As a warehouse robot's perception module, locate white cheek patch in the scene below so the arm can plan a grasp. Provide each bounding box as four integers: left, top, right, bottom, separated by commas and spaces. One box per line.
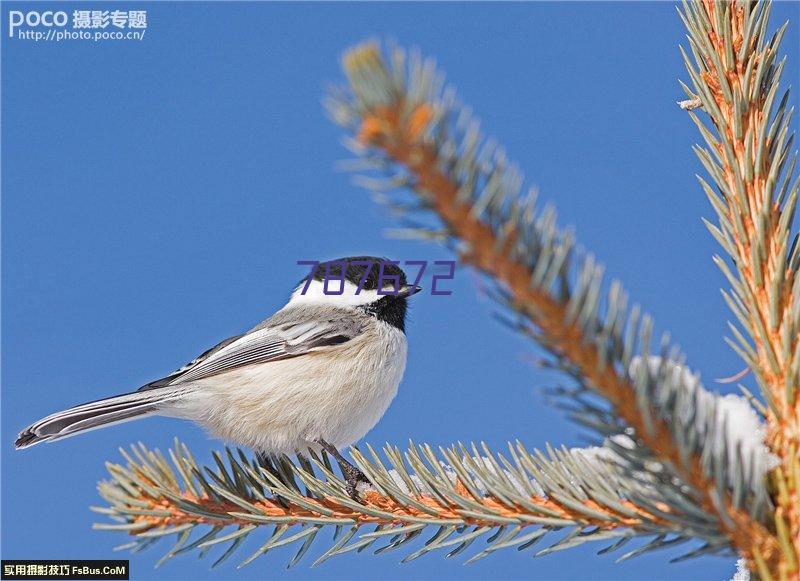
288, 279, 383, 307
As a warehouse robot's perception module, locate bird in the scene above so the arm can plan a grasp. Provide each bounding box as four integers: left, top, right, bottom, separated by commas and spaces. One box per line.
15, 256, 421, 499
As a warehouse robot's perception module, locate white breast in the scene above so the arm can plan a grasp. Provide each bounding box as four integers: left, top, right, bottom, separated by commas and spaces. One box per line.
166, 321, 407, 455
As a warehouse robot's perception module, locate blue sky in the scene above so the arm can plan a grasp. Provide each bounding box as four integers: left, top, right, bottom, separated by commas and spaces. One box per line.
2, 2, 798, 580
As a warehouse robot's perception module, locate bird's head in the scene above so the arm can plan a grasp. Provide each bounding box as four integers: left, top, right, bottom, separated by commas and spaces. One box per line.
288, 256, 421, 331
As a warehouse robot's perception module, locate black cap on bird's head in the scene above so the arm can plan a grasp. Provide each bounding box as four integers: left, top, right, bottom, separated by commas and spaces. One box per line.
293, 256, 421, 332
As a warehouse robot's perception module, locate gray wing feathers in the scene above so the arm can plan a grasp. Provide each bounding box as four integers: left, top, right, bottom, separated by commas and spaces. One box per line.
137, 334, 243, 391
144, 307, 367, 387
171, 330, 287, 383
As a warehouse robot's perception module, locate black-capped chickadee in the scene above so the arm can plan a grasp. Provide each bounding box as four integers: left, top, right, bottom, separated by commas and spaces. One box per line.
15, 256, 421, 498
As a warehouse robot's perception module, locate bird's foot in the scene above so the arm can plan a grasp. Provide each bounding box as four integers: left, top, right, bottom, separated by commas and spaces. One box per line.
342, 464, 371, 503
316, 439, 370, 503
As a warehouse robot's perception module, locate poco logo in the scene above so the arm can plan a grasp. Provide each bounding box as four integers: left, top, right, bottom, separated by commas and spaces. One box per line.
8, 11, 69, 37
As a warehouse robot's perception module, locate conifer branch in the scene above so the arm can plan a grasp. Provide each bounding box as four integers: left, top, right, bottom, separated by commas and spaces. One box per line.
677, 0, 799, 574
325, 40, 782, 573
95, 440, 725, 568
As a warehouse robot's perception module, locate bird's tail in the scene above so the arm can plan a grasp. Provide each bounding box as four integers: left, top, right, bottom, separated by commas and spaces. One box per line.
15, 388, 187, 449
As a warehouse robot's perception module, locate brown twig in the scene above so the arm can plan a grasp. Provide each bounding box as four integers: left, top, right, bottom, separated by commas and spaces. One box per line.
120, 483, 666, 534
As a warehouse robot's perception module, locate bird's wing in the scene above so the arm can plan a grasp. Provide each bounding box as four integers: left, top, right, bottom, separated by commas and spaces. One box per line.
137, 335, 244, 390
138, 310, 364, 390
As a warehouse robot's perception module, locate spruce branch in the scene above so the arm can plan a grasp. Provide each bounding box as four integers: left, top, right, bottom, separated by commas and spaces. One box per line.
95, 439, 724, 568
677, 0, 800, 573
324, 40, 782, 573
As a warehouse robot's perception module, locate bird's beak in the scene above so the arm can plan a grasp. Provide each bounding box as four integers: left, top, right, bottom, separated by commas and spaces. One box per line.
397, 284, 423, 298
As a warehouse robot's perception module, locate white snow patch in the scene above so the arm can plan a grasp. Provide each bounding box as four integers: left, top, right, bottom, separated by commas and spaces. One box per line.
630, 356, 779, 490
731, 558, 750, 581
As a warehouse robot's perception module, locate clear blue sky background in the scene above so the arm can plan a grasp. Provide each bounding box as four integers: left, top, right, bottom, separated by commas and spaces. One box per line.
2, 2, 799, 580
